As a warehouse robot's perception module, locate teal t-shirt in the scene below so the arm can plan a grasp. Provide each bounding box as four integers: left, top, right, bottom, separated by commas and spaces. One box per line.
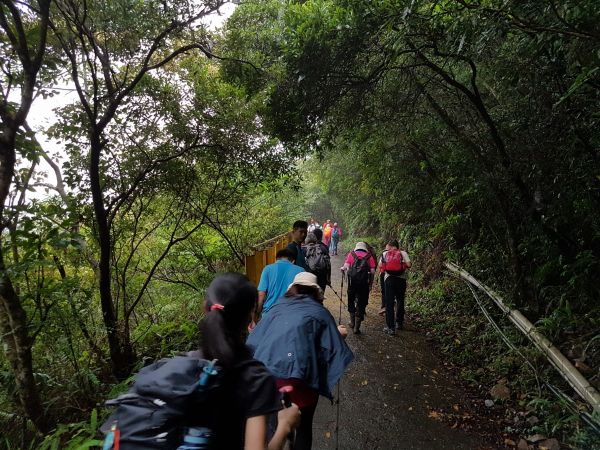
257, 260, 304, 315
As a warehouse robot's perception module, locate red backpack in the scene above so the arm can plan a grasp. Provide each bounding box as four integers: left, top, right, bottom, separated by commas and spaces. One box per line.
384, 249, 408, 275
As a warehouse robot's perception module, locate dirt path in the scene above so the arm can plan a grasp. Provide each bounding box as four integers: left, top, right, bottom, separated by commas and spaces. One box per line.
311, 252, 496, 450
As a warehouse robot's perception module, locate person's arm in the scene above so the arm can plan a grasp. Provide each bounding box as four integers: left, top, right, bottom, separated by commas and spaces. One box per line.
340, 253, 351, 272
402, 251, 412, 269
253, 291, 267, 325
379, 255, 386, 274
254, 268, 270, 325
244, 405, 300, 450
368, 256, 376, 288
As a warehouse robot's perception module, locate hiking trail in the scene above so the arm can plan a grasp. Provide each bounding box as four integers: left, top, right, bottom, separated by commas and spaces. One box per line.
312, 252, 498, 450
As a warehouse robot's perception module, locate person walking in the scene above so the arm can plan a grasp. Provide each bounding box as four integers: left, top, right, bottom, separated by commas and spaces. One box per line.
380, 240, 412, 335
247, 272, 353, 450
253, 248, 304, 326
304, 231, 331, 292
200, 273, 301, 449
307, 218, 320, 233
378, 243, 391, 316
322, 219, 332, 247
330, 222, 342, 255
340, 242, 376, 334
286, 220, 308, 270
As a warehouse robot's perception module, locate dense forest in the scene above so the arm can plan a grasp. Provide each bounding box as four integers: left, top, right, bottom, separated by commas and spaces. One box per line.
1, 0, 599, 448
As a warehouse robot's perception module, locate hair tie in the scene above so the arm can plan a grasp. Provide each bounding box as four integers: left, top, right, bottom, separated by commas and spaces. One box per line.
210, 303, 224, 311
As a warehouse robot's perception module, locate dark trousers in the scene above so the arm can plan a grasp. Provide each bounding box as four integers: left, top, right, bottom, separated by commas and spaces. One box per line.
379, 273, 386, 308
295, 401, 318, 450
384, 276, 407, 330
316, 272, 328, 293
347, 281, 369, 320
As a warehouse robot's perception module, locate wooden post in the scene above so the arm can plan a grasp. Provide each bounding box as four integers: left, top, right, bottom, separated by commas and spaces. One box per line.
267, 245, 277, 265
255, 250, 266, 283
245, 253, 257, 285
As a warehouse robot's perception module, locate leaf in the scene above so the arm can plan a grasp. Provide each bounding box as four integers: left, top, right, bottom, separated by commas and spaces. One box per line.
554, 66, 599, 107
428, 410, 442, 420
89, 409, 97, 431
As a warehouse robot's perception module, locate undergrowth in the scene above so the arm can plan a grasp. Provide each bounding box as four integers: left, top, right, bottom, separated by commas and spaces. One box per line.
410, 275, 600, 450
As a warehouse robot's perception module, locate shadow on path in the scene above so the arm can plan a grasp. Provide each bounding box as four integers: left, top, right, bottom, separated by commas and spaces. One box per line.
311, 252, 495, 450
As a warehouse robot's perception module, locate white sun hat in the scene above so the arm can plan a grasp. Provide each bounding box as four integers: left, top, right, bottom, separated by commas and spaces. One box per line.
287, 272, 321, 292
354, 242, 368, 252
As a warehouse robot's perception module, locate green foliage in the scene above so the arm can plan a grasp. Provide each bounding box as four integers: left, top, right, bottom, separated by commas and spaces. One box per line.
35, 410, 102, 450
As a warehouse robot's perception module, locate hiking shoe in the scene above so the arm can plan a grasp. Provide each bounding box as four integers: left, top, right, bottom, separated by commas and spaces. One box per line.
383, 327, 396, 336
348, 314, 355, 329
378, 307, 386, 316
354, 319, 362, 335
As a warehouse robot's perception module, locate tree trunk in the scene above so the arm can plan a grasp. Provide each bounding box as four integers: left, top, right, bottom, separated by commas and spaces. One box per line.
89, 131, 134, 380
0, 132, 49, 432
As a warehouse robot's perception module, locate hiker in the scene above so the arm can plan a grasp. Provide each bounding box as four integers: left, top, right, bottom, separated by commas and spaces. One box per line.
286, 220, 308, 270
303, 231, 331, 292
365, 241, 378, 274
378, 243, 392, 316
340, 242, 376, 334
330, 222, 342, 255
254, 248, 304, 326
101, 273, 300, 450
307, 218, 320, 233
322, 219, 332, 247
247, 272, 354, 450
381, 240, 412, 335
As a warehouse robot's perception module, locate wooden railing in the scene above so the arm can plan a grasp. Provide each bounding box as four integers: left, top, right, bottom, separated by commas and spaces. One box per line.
245, 232, 291, 285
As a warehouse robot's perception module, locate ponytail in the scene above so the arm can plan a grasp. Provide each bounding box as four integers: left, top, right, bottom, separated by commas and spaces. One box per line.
200, 309, 235, 367
200, 273, 256, 368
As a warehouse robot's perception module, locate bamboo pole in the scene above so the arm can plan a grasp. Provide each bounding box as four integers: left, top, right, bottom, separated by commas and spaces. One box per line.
445, 262, 600, 414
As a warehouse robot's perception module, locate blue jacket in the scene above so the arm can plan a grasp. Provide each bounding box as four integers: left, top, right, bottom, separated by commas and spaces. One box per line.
246, 295, 354, 399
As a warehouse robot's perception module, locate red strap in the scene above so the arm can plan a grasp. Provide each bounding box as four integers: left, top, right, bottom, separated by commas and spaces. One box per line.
113, 428, 120, 450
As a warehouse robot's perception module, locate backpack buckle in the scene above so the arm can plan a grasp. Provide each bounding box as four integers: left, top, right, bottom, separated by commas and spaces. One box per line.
198, 359, 218, 387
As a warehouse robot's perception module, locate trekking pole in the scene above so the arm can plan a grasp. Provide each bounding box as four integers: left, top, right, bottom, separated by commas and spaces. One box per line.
279, 385, 295, 449
338, 272, 344, 325
327, 284, 347, 308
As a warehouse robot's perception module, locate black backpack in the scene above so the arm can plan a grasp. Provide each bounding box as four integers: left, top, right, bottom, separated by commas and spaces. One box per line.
100, 355, 222, 450
304, 243, 331, 275
347, 251, 371, 285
